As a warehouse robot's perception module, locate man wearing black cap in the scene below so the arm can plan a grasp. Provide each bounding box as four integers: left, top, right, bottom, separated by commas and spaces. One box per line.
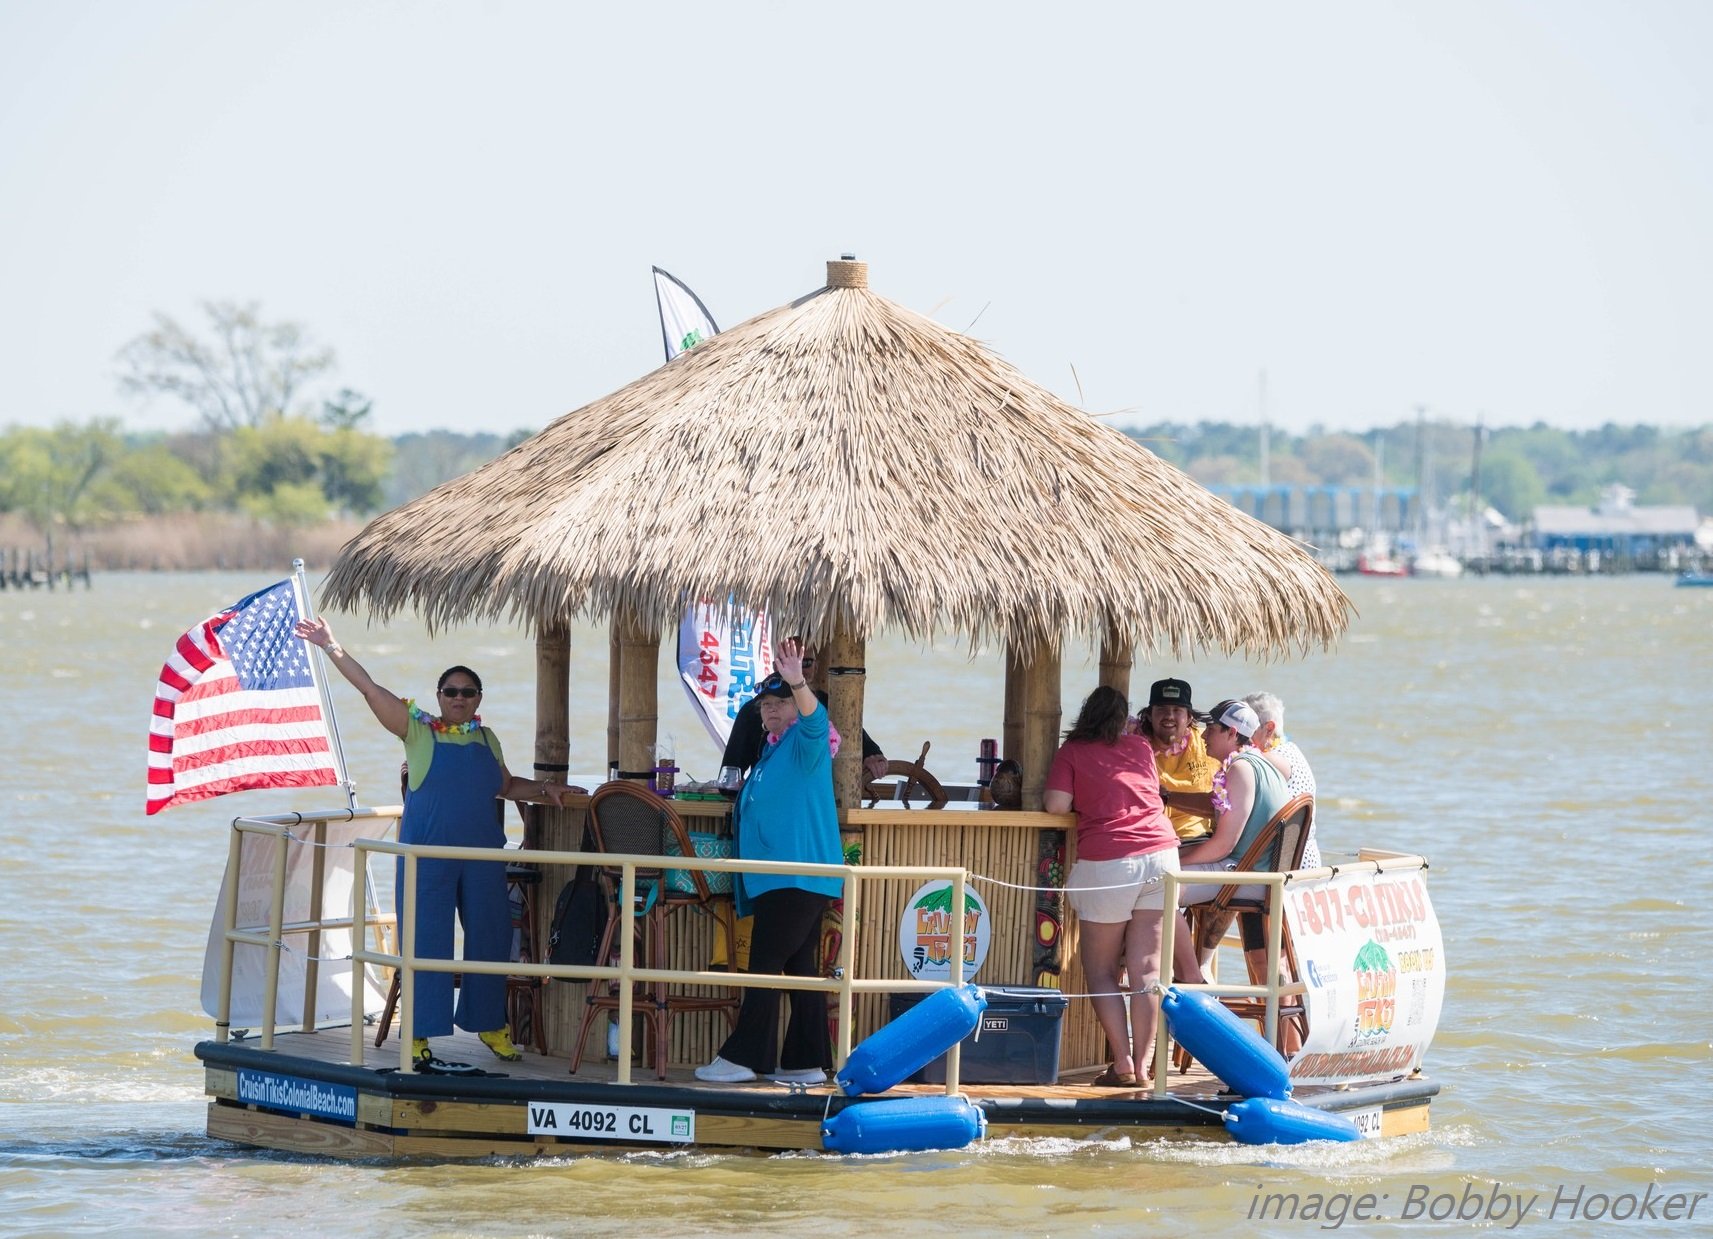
1137, 677, 1214, 840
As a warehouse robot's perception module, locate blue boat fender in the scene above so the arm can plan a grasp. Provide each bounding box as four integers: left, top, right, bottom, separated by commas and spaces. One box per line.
822, 1095, 987, 1154
1224, 1096, 1363, 1145
837, 984, 988, 1097
1160, 986, 1291, 1101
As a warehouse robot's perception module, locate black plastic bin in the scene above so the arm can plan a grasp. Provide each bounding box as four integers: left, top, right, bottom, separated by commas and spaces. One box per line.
888, 986, 1069, 1085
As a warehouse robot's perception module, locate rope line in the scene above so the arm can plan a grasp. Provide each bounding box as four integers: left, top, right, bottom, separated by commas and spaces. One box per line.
277, 942, 356, 964
969, 872, 1164, 895
281, 833, 355, 849
1168, 1095, 1229, 1118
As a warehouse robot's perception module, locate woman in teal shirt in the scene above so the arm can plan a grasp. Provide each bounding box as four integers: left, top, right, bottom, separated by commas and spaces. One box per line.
696, 638, 841, 1085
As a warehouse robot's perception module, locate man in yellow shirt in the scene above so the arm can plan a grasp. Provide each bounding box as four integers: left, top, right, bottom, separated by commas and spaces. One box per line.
1135, 678, 1214, 840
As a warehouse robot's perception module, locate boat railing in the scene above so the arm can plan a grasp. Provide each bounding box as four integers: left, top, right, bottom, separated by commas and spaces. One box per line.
216, 808, 403, 1051
1150, 851, 1430, 1097
214, 809, 981, 1094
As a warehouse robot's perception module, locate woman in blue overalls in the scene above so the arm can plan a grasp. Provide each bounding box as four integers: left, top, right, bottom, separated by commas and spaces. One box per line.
296, 617, 568, 1071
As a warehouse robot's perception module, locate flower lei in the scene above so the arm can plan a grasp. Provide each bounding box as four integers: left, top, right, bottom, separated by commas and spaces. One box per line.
1209, 748, 1250, 817
765, 719, 841, 757
405, 698, 483, 736
1151, 728, 1193, 759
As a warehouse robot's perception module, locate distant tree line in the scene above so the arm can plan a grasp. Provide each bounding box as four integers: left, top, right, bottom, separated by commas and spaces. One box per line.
3, 301, 1707, 535
1125, 419, 1713, 521
0, 302, 546, 537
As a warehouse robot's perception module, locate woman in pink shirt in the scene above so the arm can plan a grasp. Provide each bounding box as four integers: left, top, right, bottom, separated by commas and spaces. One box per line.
1044, 685, 1202, 1087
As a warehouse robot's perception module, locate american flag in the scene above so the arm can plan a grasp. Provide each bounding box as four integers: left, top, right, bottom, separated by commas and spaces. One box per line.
146, 580, 342, 815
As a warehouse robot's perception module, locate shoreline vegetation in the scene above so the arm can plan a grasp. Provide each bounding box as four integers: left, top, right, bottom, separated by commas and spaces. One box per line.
4, 419, 1711, 578
0, 513, 361, 574
6, 305, 1709, 578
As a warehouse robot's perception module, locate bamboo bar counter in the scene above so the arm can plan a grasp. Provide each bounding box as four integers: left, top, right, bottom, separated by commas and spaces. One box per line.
531, 797, 1106, 1074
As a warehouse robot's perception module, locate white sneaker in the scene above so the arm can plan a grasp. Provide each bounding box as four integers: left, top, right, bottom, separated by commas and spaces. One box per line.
694, 1056, 757, 1083
769, 1066, 827, 1085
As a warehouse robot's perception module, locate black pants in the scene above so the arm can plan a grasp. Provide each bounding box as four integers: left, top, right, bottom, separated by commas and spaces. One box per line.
717, 887, 832, 1073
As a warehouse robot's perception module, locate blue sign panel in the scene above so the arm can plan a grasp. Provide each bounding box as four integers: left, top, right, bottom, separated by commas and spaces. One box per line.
235, 1069, 358, 1126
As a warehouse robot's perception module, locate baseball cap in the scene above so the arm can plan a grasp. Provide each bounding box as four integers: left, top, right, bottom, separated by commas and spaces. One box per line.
1148, 678, 1195, 711
755, 673, 794, 699
1201, 698, 1261, 739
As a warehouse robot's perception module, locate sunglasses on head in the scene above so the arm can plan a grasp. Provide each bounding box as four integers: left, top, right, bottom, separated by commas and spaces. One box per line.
440, 686, 480, 699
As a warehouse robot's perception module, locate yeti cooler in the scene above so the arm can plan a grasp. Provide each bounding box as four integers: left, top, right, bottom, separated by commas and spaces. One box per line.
887, 986, 1068, 1085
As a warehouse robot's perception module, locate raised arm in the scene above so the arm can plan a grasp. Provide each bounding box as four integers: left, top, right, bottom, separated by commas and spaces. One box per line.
294, 616, 409, 740
775, 637, 817, 718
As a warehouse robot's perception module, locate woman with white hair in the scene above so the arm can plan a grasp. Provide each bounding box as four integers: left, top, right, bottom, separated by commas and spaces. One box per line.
1243, 692, 1320, 870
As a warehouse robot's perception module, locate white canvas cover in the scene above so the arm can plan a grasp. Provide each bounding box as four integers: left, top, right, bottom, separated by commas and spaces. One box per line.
200, 816, 390, 1028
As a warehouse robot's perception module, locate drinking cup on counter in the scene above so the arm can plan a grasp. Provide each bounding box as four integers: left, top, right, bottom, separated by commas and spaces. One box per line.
717, 765, 743, 793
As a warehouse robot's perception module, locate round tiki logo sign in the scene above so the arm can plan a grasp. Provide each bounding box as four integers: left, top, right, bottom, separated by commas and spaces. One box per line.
898, 880, 992, 982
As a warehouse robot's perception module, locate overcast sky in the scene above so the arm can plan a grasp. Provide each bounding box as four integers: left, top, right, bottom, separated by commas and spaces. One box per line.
2, 0, 1708, 438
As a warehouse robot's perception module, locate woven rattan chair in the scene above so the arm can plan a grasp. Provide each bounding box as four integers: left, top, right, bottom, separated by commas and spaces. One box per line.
1176, 794, 1315, 1065
569, 781, 738, 1079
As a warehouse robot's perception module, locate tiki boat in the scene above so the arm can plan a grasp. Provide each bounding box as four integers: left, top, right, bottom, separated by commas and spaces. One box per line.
195, 258, 1443, 1157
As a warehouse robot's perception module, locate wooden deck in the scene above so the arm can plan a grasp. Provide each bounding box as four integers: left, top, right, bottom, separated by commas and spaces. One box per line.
198, 1025, 1436, 1159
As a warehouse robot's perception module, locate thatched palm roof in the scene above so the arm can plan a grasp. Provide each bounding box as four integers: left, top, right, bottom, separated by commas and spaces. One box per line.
324, 260, 1350, 656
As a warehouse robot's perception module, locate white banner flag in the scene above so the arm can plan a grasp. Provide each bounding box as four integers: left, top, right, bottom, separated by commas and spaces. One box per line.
653, 268, 769, 753
653, 266, 720, 361
1282, 862, 1446, 1086
676, 599, 773, 751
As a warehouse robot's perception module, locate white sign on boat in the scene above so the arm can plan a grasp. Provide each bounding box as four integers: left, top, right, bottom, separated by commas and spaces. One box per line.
1283, 861, 1446, 1085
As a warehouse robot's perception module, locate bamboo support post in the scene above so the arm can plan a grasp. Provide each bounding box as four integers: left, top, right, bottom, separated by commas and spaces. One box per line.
1016, 639, 1062, 810
615, 609, 659, 782
824, 626, 865, 809
1002, 646, 1025, 762
535, 624, 571, 846
607, 626, 621, 780
1098, 623, 1133, 703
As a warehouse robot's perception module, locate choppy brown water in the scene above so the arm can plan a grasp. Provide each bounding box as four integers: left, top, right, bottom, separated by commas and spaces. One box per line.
4, 573, 1710, 1237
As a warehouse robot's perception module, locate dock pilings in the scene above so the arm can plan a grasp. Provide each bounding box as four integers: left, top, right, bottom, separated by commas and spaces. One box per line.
0, 544, 93, 590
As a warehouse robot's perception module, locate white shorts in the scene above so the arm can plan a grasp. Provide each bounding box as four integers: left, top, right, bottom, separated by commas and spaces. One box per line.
1065, 849, 1178, 923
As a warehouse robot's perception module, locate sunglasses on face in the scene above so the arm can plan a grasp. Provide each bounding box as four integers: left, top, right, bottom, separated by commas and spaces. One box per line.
440, 686, 480, 699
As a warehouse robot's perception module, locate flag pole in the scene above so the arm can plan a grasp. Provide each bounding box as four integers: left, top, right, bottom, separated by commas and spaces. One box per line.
293, 558, 359, 811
